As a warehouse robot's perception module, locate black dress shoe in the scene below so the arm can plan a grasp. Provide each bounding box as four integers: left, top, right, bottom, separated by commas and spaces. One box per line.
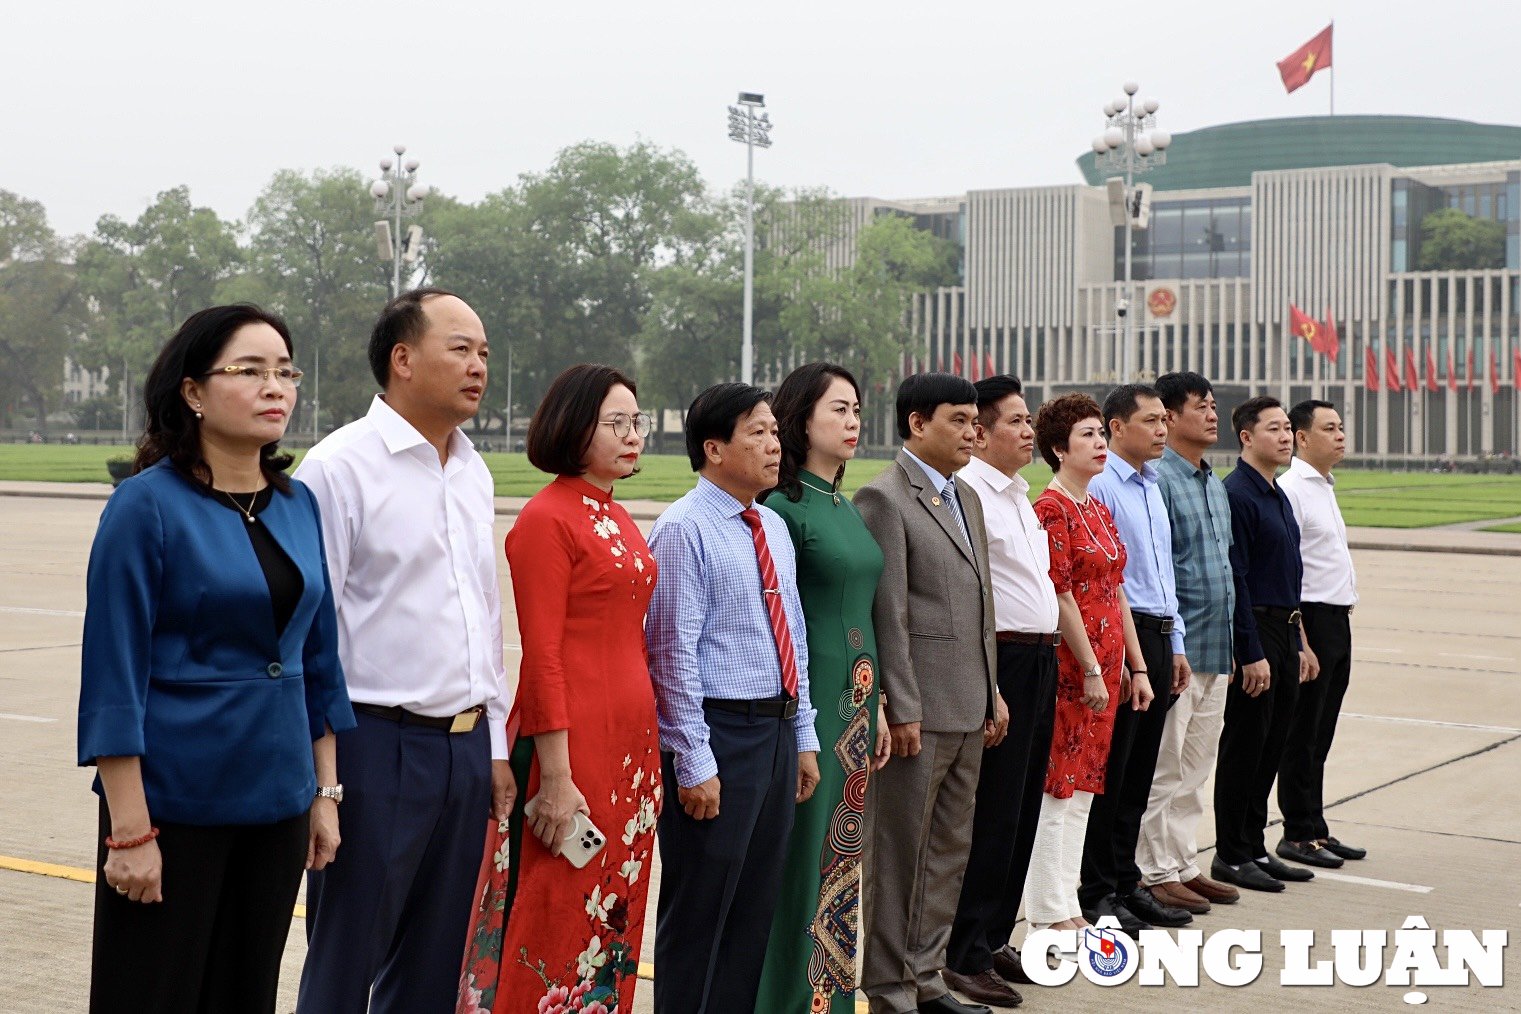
1323, 837, 1367, 860
1121, 886, 1193, 927
1211, 856, 1285, 892
941, 966, 1022, 1008
919, 993, 992, 1014
1084, 894, 1149, 936
992, 945, 1033, 985
1254, 854, 1314, 882
1276, 838, 1343, 868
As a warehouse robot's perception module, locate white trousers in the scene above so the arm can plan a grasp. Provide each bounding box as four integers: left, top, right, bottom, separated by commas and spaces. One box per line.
1022, 789, 1095, 926
1137, 671, 1229, 886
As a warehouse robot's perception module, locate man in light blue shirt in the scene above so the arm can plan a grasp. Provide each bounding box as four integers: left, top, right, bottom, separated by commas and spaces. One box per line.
646, 382, 820, 1014
1079, 383, 1196, 933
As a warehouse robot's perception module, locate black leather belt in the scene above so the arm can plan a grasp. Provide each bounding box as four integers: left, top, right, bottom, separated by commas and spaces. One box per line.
1253, 605, 1303, 626
1302, 601, 1353, 615
996, 631, 1061, 647
704, 695, 798, 719
1131, 611, 1175, 635
354, 702, 483, 733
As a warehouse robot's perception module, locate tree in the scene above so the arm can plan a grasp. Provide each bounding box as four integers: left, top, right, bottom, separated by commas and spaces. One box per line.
74, 187, 243, 427
245, 168, 392, 429
1417, 208, 1504, 271
0, 191, 85, 434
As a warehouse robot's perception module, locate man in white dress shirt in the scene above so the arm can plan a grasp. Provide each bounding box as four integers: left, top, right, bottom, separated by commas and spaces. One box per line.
1275, 399, 1367, 869
942, 375, 1061, 1009
295, 288, 515, 1014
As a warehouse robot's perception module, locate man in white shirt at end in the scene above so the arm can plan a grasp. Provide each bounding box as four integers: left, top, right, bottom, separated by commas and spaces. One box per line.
295, 288, 515, 1013
941, 375, 1062, 1009
1275, 399, 1366, 870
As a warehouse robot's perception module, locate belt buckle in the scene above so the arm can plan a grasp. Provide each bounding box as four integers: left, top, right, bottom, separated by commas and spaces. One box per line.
1288, 609, 1303, 626
782, 697, 799, 720
449, 708, 480, 734
1159, 618, 1175, 634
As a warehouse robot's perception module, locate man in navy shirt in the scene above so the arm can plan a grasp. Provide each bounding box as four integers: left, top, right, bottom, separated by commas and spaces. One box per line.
1212, 396, 1319, 893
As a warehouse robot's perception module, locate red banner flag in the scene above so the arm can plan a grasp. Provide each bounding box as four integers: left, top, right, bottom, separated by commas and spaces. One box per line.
1277, 25, 1333, 94
953, 352, 964, 377
968, 351, 981, 382
1426, 345, 1439, 391
1466, 347, 1475, 391
1290, 304, 1325, 356
1404, 346, 1420, 392
984, 353, 996, 379
1448, 346, 1458, 391
1320, 307, 1341, 361
1514, 347, 1521, 391
1385, 346, 1403, 392
1490, 348, 1501, 394
1364, 345, 1379, 392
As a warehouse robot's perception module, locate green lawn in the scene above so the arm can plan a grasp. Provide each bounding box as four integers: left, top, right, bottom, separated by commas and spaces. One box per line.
4, 444, 1520, 529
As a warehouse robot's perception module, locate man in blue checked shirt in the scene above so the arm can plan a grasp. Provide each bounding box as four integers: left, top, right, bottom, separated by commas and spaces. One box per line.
1136, 372, 1243, 913
646, 382, 821, 1014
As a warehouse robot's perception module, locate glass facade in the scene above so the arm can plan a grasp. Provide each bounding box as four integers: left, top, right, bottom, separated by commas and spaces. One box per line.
877, 204, 966, 283
1392, 176, 1516, 271
1115, 197, 1250, 281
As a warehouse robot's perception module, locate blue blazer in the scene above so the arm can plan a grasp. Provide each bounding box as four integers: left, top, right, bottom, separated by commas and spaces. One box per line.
78, 459, 356, 826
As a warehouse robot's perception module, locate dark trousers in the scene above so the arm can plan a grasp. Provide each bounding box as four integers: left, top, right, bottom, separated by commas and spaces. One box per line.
89, 799, 308, 1014
1214, 615, 1300, 866
1078, 621, 1175, 908
297, 711, 491, 1014
1279, 604, 1353, 841
654, 707, 798, 1014
946, 641, 1056, 974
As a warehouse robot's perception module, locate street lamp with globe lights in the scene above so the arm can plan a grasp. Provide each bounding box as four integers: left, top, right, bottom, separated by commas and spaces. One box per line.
1092, 82, 1171, 381
728, 92, 772, 386
369, 144, 430, 300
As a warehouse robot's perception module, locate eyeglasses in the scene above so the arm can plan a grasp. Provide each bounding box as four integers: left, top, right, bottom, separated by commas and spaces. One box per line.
600, 412, 653, 439
201, 365, 305, 388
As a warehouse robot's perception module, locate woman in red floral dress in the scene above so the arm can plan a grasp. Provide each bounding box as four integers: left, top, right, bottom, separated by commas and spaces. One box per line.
459, 365, 660, 1014
1021, 394, 1146, 932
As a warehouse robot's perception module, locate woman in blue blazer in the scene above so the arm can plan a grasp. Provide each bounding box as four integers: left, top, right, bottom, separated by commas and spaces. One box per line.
78, 304, 355, 1013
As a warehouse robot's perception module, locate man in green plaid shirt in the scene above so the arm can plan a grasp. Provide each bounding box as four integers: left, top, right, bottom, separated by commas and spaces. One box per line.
1134, 372, 1242, 914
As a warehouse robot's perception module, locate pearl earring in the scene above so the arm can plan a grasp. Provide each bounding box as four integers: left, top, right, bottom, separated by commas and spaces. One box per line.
195, 412, 203, 419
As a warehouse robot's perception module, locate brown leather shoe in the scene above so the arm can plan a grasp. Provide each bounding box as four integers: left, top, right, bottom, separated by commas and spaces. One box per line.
942, 966, 1023, 1008
992, 944, 1033, 985
1183, 873, 1240, 904
1150, 880, 1211, 914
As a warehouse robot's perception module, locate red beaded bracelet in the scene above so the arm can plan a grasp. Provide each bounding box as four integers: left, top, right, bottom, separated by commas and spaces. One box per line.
104, 827, 160, 850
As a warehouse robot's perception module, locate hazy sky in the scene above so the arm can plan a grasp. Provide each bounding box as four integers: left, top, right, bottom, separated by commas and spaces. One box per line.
11, 0, 1520, 238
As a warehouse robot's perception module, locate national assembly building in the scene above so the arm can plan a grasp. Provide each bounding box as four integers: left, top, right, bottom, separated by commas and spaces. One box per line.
847, 114, 1521, 461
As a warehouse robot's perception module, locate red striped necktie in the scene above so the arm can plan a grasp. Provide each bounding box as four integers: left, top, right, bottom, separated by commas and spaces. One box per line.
740, 508, 799, 698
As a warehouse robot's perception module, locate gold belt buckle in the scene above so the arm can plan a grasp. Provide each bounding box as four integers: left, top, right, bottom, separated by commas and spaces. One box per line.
449, 708, 481, 734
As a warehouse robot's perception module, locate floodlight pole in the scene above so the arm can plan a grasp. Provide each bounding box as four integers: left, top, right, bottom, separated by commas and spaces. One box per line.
729, 94, 772, 386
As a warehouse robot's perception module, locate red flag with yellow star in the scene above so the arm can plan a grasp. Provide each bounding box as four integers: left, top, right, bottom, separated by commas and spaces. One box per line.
1277, 25, 1332, 94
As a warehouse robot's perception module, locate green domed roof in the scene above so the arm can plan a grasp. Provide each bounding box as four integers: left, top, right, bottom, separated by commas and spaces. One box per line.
1075, 115, 1521, 191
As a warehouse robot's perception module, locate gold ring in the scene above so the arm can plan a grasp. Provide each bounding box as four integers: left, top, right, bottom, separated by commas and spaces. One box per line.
115, 886, 128, 896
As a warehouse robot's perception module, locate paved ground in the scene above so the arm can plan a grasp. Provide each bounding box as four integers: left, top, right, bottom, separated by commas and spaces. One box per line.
1, 492, 1518, 1012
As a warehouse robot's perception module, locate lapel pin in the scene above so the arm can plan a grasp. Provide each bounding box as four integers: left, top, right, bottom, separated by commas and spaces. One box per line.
931, 496, 942, 506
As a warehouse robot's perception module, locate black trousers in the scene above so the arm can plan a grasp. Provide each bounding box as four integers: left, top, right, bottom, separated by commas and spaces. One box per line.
654, 706, 798, 1014
89, 799, 308, 1014
298, 711, 492, 1014
1078, 620, 1174, 908
1214, 615, 1301, 866
1279, 604, 1354, 841
946, 641, 1057, 974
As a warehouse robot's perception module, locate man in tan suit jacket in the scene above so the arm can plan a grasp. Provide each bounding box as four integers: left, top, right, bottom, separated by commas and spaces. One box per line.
856, 373, 1007, 1014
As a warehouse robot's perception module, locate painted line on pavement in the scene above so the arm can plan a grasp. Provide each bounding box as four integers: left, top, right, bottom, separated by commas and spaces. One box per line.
1314, 871, 1433, 894
1342, 712, 1521, 734
0, 713, 56, 723
1438, 652, 1515, 662
0, 606, 84, 617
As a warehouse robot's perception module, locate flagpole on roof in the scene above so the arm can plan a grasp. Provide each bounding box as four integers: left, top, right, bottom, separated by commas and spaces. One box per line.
1329, 20, 1335, 115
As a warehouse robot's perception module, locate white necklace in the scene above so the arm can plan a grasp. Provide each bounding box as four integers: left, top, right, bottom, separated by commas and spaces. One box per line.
1050, 477, 1119, 562
798, 476, 841, 506
220, 488, 257, 524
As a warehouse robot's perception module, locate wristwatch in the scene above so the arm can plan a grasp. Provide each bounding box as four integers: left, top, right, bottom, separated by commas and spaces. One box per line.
1083, 662, 1103, 679
315, 785, 344, 803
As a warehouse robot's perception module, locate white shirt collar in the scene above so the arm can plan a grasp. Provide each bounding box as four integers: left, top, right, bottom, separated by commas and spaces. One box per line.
367, 395, 475, 462
1288, 455, 1334, 485
961, 454, 1029, 497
